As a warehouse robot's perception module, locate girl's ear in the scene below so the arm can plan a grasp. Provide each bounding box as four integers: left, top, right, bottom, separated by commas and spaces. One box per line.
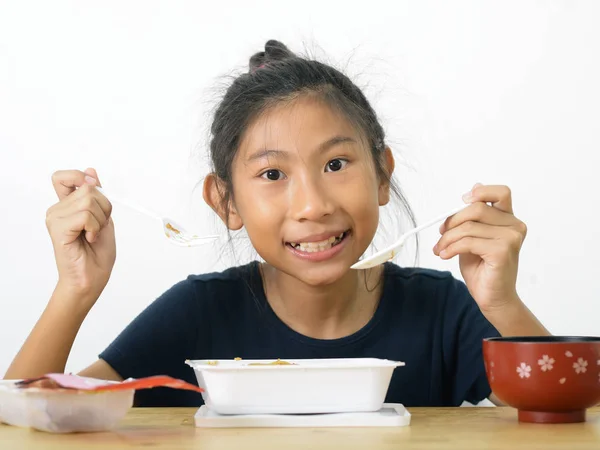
378, 147, 395, 206
203, 174, 244, 230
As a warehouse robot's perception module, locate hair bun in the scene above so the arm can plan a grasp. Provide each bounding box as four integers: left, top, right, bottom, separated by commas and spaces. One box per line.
249, 40, 295, 72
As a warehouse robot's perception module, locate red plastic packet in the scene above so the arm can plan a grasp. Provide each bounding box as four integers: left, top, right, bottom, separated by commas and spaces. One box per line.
16, 373, 204, 393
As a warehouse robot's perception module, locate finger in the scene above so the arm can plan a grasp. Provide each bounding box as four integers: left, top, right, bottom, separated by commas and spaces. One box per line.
46, 184, 95, 225
463, 184, 513, 214
79, 169, 111, 220
84, 167, 102, 187
439, 235, 521, 267
434, 221, 496, 256
440, 201, 519, 234
436, 223, 525, 256
75, 194, 109, 229
51, 169, 98, 200
91, 187, 113, 222
47, 188, 110, 242
53, 211, 101, 246
66, 183, 113, 224
438, 236, 500, 261
49, 184, 109, 220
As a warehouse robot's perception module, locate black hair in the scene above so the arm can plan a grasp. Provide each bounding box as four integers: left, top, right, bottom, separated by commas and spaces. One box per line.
208, 39, 417, 264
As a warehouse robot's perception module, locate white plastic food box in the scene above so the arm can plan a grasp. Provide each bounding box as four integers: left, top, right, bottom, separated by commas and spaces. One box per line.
0, 380, 133, 433
186, 357, 404, 415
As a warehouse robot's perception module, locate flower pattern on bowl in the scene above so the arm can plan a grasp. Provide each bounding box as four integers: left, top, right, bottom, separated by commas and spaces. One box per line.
517, 362, 531, 379
573, 358, 588, 374
537, 355, 555, 372
510, 355, 599, 380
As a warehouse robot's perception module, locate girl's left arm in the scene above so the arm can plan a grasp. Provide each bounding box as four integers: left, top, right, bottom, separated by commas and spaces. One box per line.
433, 183, 551, 405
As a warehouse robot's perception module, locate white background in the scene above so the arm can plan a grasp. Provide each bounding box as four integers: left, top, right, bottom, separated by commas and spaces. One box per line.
1, 0, 598, 377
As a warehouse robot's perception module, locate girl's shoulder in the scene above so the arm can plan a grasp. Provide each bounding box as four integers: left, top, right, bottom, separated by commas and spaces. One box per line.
186, 261, 261, 294
181, 261, 264, 309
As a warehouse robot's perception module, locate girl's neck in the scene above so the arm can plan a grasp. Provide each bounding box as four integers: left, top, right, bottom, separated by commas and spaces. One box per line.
260, 263, 384, 340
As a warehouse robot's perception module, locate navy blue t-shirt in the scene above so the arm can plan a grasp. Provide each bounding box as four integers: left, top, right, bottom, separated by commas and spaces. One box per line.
99, 262, 500, 407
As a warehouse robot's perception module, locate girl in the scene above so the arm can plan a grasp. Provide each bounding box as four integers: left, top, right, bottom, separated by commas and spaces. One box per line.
5, 40, 549, 407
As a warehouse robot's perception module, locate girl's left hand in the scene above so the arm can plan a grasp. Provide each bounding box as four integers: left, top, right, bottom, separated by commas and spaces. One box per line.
433, 183, 527, 312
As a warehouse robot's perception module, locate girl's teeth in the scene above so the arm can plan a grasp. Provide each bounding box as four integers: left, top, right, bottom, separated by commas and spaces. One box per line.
293, 231, 347, 253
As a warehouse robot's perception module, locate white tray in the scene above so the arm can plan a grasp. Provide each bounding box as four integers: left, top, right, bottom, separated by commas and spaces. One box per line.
194, 403, 411, 428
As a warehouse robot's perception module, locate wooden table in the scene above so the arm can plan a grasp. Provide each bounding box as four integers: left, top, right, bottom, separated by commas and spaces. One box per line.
1, 407, 599, 449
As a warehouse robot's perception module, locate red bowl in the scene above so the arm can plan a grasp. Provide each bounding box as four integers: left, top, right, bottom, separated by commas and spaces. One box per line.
483, 336, 600, 423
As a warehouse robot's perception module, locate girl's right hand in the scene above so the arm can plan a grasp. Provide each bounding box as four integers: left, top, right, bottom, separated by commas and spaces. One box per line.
45, 168, 116, 300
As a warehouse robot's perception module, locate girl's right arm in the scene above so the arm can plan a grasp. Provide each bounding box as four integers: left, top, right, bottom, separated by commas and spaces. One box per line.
4, 169, 122, 381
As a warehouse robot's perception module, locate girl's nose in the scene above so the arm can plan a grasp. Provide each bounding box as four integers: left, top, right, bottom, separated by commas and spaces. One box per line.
288, 174, 335, 222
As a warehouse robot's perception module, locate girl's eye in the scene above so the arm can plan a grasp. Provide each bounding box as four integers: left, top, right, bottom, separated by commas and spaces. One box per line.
325, 158, 348, 172
261, 169, 286, 181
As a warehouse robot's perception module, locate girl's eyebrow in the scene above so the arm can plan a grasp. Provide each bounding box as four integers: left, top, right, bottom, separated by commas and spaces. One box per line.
245, 135, 357, 163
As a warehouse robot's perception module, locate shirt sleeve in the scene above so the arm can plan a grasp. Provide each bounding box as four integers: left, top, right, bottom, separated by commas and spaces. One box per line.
98, 277, 204, 406
442, 277, 501, 405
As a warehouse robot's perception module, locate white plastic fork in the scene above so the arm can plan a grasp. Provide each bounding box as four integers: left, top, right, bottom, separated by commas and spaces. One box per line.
95, 186, 220, 247
350, 204, 469, 269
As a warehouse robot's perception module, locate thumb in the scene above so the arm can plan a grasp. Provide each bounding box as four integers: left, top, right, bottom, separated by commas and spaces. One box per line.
84, 167, 102, 187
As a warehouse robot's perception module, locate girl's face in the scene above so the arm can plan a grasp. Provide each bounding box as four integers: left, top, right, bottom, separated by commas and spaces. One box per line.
229, 96, 392, 286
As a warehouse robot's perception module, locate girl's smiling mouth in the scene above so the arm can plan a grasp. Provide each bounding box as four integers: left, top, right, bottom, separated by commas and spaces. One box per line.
285, 230, 351, 261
